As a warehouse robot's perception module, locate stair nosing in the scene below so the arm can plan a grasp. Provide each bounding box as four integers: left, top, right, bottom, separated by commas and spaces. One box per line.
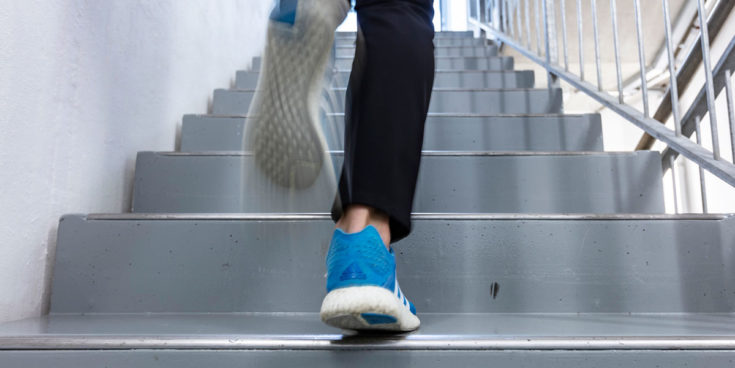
2, 335, 734, 351
80, 213, 732, 221
333, 44, 494, 48
218, 88, 560, 92
238, 70, 530, 74
334, 55, 504, 60
188, 113, 597, 119
145, 151, 639, 157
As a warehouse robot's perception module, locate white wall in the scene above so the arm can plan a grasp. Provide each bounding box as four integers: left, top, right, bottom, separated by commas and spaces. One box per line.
0, 0, 271, 323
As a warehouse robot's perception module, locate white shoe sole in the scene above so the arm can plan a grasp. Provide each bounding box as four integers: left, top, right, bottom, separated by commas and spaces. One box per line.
320, 286, 421, 332
245, 0, 349, 189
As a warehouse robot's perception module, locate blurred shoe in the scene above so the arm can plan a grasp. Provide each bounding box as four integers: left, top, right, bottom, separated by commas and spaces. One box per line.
245, 0, 349, 189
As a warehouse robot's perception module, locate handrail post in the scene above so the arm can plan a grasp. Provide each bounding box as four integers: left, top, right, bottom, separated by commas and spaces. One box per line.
726, 69, 735, 163
695, 116, 709, 213
576, 0, 584, 80
633, 0, 649, 118
662, 0, 682, 137
696, 0, 722, 160
610, 0, 624, 103
560, 0, 569, 71
542, 0, 558, 89
670, 155, 679, 214
590, 0, 602, 91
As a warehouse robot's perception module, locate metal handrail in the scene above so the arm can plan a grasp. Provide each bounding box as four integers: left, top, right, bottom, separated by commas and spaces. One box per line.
468, 0, 735, 213
661, 38, 735, 171
635, 0, 734, 151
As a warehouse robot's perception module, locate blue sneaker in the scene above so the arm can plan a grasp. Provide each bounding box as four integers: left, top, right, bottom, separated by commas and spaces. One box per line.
320, 225, 420, 331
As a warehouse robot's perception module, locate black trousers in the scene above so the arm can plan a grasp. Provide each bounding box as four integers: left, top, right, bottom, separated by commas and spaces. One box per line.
331, 0, 435, 242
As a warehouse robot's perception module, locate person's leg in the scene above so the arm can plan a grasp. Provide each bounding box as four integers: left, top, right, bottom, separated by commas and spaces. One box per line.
332, 0, 435, 244
321, 0, 435, 332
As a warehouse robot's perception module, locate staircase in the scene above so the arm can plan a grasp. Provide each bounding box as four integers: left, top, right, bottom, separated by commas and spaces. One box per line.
1, 31, 734, 367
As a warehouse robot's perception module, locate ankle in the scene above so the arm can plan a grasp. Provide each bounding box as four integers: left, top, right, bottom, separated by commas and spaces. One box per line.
336, 205, 391, 248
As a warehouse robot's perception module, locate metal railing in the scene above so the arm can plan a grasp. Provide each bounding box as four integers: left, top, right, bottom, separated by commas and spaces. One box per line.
468, 0, 735, 213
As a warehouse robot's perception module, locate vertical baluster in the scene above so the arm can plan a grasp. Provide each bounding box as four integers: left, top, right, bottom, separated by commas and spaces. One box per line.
510, 0, 517, 39
549, 0, 558, 64
576, 0, 584, 80
542, 0, 549, 58
633, 0, 650, 117
505, 0, 515, 39
662, 0, 682, 136
508, 0, 518, 40
478, 0, 482, 21
542, 0, 554, 88
610, 0, 623, 103
591, 0, 602, 91
504, 0, 511, 35
670, 155, 679, 214
560, 0, 569, 71
525, 0, 533, 49
535, 0, 543, 55
695, 116, 709, 213
516, 0, 523, 42
726, 70, 735, 162
696, 0, 721, 160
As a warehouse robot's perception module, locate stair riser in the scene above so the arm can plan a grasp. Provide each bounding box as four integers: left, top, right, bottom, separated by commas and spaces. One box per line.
212, 88, 563, 115
131, 152, 664, 214
336, 45, 498, 57
250, 56, 514, 71
235, 70, 535, 89
50, 216, 735, 313
337, 31, 474, 39
337, 37, 489, 47
180, 114, 603, 152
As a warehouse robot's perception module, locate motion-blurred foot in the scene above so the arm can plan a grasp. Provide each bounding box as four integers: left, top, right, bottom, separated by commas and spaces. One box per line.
245, 0, 349, 188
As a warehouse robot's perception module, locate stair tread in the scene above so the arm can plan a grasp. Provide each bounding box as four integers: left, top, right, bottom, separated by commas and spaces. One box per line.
237, 69, 532, 74
221, 87, 550, 92
190, 113, 597, 118
333, 44, 494, 48
335, 55, 503, 59
2, 313, 735, 350
84, 213, 731, 220
146, 150, 638, 156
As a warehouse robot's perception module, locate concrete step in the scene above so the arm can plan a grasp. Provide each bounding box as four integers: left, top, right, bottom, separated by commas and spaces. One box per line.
335, 45, 498, 57
180, 114, 603, 152
48, 214, 734, 313
335, 55, 513, 70
130, 151, 664, 214
2, 313, 735, 367
336, 36, 490, 47
212, 88, 563, 115
250, 56, 514, 71
235, 70, 535, 89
